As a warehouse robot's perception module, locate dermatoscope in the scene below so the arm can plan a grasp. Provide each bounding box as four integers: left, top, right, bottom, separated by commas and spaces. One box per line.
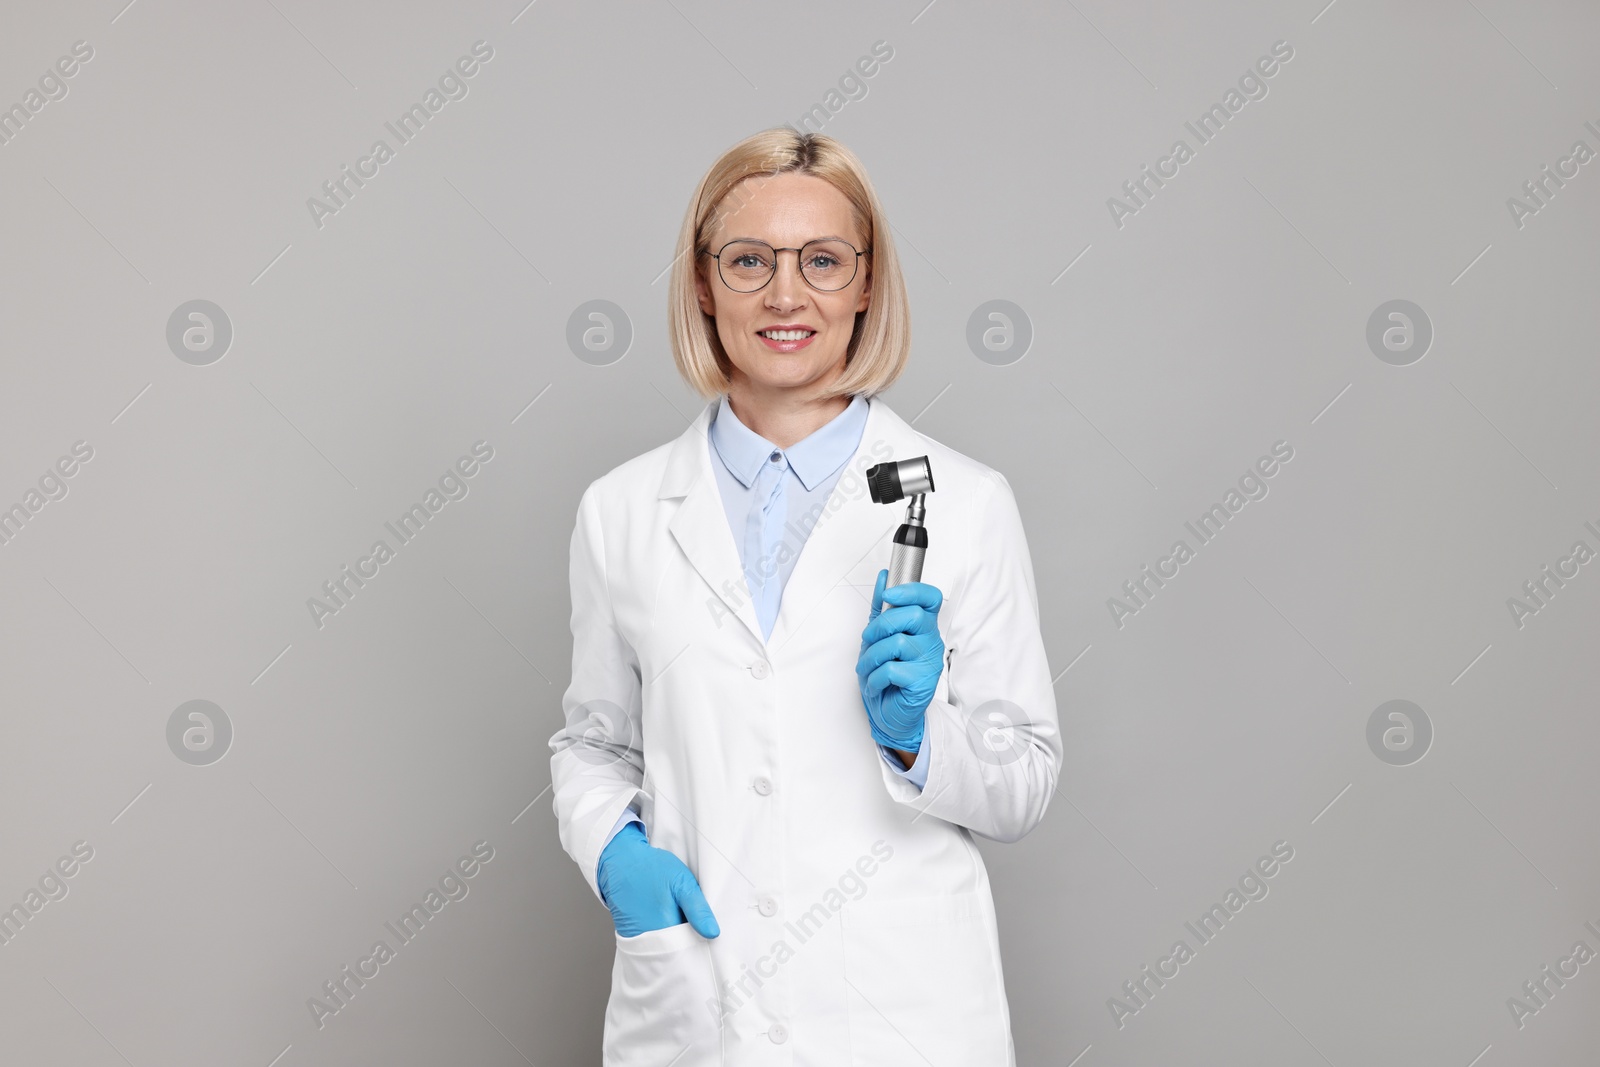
865, 455, 935, 611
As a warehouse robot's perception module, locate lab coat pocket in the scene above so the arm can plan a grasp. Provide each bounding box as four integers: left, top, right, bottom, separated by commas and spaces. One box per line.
604, 922, 723, 1066
840, 890, 1010, 1066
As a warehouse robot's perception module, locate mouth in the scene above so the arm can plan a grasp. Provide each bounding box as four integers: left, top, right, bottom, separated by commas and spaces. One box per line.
756, 327, 816, 351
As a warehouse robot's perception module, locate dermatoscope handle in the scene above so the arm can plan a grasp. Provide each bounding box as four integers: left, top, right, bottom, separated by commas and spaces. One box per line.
887, 541, 924, 590
879, 513, 928, 612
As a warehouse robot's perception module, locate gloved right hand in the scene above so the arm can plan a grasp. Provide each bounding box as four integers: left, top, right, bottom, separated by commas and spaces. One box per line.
596, 822, 720, 939
857, 568, 945, 752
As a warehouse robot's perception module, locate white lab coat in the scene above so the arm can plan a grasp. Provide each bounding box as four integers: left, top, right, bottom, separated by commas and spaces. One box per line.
550, 394, 1061, 1067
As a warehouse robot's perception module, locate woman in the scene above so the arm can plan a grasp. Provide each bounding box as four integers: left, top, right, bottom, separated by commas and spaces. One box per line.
549, 127, 1060, 1067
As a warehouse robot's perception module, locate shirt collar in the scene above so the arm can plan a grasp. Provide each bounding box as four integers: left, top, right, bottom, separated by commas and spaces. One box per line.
709, 392, 869, 492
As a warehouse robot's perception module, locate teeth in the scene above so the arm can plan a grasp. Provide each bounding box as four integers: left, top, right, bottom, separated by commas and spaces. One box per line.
761, 329, 814, 341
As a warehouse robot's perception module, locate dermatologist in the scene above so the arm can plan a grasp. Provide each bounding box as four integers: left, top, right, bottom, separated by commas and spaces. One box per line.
548, 127, 1061, 1067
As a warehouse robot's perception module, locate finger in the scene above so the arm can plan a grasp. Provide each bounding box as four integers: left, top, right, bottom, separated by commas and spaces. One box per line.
870, 642, 945, 698
879, 580, 943, 614
861, 603, 938, 645
861, 569, 889, 653
672, 871, 720, 939
862, 604, 916, 645
862, 635, 925, 695
867, 658, 919, 696
866, 569, 887, 625
858, 631, 916, 679
858, 656, 896, 696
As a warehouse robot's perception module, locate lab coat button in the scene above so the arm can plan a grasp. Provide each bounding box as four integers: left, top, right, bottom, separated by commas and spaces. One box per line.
757, 894, 778, 917
769, 1022, 789, 1044
751, 660, 770, 679
752, 775, 773, 796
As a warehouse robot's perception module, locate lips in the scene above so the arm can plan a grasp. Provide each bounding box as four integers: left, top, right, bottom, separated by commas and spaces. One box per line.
756, 326, 817, 352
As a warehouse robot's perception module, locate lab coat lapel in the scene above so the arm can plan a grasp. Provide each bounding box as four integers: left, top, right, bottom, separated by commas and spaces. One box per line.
662, 398, 767, 650
766, 396, 925, 655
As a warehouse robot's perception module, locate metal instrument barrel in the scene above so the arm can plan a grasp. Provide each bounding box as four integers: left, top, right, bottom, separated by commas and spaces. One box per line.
887, 542, 925, 590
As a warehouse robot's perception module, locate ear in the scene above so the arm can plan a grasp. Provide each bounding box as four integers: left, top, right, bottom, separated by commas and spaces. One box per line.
855, 265, 872, 314
694, 258, 716, 317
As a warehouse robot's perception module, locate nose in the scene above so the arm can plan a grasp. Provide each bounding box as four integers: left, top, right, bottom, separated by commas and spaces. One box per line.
765, 250, 809, 309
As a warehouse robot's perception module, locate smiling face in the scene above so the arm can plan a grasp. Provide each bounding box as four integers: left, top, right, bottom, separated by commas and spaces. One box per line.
694, 171, 872, 405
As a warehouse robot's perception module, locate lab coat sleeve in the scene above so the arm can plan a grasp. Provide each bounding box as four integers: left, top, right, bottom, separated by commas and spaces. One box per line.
877, 470, 1062, 842
548, 481, 651, 904
878, 734, 931, 790
605, 805, 645, 844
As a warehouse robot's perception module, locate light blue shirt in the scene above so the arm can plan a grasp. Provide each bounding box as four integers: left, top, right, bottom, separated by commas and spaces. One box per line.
708, 391, 870, 642
599, 395, 931, 877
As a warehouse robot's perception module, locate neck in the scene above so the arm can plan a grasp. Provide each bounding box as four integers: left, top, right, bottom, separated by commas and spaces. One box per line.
725, 381, 852, 450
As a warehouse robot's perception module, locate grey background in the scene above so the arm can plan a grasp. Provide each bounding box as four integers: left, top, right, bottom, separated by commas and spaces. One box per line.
1, 0, 1596, 1064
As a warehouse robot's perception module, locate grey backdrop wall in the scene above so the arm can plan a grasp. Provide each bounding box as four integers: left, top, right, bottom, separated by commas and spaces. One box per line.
2, 1, 1597, 1064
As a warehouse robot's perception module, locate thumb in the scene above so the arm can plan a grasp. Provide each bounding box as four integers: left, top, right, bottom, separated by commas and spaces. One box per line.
672, 870, 720, 939
867, 568, 887, 623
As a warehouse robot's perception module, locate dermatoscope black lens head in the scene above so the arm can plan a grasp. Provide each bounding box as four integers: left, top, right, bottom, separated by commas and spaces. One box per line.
866, 463, 898, 503
866, 456, 934, 503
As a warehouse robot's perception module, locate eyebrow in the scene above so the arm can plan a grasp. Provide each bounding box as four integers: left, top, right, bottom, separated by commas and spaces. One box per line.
721, 235, 854, 244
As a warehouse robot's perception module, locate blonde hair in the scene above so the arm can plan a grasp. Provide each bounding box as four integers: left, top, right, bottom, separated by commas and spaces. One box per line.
667, 127, 911, 401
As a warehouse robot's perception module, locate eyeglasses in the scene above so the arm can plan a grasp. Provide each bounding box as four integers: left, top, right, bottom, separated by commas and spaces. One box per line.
700, 238, 871, 293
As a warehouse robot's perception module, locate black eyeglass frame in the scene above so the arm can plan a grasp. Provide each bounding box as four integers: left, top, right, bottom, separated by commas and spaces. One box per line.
698, 238, 872, 294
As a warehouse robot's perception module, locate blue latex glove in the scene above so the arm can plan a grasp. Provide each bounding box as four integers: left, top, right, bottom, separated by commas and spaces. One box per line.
856, 568, 945, 752
596, 822, 720, 939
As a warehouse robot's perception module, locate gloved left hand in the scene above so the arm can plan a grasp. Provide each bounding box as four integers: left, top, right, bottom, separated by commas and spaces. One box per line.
856, 568, 945, 752
596, 822, 720, 940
